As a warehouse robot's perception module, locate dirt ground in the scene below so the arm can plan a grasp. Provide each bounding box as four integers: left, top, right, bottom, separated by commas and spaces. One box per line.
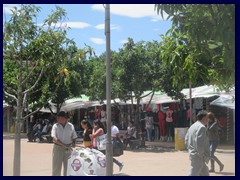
3, 136, 235, 176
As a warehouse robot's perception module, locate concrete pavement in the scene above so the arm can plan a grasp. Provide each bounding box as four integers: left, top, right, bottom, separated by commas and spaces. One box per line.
3, 133, 235, 176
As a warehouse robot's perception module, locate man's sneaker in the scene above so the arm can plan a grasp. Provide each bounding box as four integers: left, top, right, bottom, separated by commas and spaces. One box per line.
220, 164, 224, 172
118, 163, 123, 172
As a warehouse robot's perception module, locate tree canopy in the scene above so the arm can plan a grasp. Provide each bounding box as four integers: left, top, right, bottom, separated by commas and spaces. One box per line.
155, 4, 235, 92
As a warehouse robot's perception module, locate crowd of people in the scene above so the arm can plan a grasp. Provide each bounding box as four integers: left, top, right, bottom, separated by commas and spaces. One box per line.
51, 111, 124, 176
27, 118, 53, 143
25, 104, 226, 176
139, 106, 188, 143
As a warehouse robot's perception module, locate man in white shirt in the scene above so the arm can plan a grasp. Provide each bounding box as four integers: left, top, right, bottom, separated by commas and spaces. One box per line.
111, 121, 124, 172
51, 111, 78, 176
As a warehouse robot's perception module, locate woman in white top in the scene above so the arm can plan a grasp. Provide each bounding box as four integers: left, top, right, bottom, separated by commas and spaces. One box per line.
90, 120, 105, 153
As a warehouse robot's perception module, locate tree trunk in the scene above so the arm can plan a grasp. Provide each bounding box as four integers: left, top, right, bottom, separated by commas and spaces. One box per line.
13, 91, 23, 176
135, 98, 141, 139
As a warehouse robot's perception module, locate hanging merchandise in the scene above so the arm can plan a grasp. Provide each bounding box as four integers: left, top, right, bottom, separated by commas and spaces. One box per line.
194, 98, 203, 109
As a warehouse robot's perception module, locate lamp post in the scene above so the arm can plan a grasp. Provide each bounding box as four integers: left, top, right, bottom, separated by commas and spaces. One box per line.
105, 4, 113, 176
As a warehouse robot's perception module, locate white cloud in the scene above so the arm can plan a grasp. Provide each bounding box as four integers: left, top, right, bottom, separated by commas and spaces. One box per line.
63, 22, 91, 29
95, 24, 105, 30
91, 4, 167, 21
95, 23, 121, 31
38, 22, 91, 29
90, 38, 105, 44
119, 39, 128, 45
3, 4, 21, 14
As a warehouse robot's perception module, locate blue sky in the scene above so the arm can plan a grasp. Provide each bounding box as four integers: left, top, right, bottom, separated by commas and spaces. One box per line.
3, 4, 172, 56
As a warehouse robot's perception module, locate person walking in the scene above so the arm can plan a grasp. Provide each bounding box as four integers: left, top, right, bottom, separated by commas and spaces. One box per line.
185, 110, 210, 176
207, 112, 224, 172
90, 120, 123, 172
51, 111, 78, 176
90, 119, 106, 152
111, 121, 124, 172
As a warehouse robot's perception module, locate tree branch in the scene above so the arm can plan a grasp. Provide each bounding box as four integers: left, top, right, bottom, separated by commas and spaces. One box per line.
23, 67, 44, 94
5, 86, 17, 95
147, 90, 155, 107
4, 90, 17, 101
22, 59, 40, 85
140, 91, 153, 99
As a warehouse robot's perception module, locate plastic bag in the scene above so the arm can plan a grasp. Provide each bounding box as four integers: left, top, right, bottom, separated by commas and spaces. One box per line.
112, 138, 124, 157
97, 134, 107, 150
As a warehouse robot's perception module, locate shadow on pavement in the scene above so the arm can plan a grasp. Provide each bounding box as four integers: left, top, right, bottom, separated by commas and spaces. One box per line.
214, 172, 235, 176
125, 146, 177, 153
114, 173, 130, 176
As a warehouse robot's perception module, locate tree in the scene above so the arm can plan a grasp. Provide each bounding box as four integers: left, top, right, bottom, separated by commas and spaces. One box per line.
3, 5, 76, 175
154, 4, 235, 91
157, 29, 211, 98
84, 52, 107, 101
112, 38, 159, 135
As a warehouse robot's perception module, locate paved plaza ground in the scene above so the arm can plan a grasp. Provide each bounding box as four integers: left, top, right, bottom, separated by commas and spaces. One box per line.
3, 133, 235, 176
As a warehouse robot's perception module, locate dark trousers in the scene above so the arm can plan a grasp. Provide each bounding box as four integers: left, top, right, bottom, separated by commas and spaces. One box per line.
165, 122, 173, 137
113, 158, 122, 167
123, 136, 136, 148
210, 140, 223, 169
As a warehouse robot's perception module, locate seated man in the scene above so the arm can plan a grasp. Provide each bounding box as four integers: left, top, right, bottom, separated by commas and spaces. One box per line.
35, 119, 52, 142
123, 120, 137, 149
27, 120, 42, 142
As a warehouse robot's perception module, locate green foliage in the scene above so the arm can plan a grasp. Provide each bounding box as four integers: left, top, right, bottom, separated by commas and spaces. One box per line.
155, 4, 235, 91
84, 53, 107, 101
3, 4, 84, 114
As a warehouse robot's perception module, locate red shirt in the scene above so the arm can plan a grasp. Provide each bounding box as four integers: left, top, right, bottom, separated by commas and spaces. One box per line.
158, 111, 165, 122
218, 117, 227, 128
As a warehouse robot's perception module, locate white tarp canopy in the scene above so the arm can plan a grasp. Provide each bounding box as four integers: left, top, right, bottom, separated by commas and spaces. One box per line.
39, 101, 57, 113
140, 93, 179, 104
39, 96, 99, 113
62, 99, 99, 112
38, 85, 235, 113
210, 94, 235, 109
181, 85, 220, 99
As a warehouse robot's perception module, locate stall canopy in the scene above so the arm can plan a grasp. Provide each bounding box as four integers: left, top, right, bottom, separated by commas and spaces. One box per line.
181, 85, 221, 99
140, 91, 179, 104
210, 94, 235, 109
37, 85, 235, 113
